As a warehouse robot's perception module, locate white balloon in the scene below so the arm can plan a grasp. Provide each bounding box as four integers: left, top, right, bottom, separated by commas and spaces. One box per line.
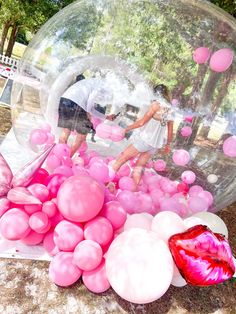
192, 212, 228, 238
207, 174, 218, 184
124, 213, 153, 231
184, 217, 204, 229
106, 229, 173, 304
151, 211, 186, 243
171, 265, 187, 287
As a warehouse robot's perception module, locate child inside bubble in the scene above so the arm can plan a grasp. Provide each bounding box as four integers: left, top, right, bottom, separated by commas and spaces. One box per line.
58, 74, 115, 156
111, 84, 174, 187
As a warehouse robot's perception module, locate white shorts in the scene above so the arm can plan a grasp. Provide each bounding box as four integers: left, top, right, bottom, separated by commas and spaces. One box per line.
131, 133, 156, 154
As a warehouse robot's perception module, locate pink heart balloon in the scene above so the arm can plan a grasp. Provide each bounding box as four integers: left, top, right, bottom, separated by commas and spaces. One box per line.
0, 153, 13, 196
7, 187, 42, 205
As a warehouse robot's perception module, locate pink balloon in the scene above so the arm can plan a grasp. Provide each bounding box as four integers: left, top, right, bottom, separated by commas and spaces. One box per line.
96, 123, 112, 139
49, 252, 82, 287
0, 208, 30, 240
181, 170, 196, 184
89, 162, 109, 183
61, 156, 73, 168
21, 230, 44, 245
110, 126, 125, 142
124, 213, 153, 231
50, 211, 64, 227
146, 175, 161, 192
198, 190, 214, 206
53, 165, 73, 177
30, 129, 48, 145
153, 159, 166, 172
46, 154, 61, 170
41, 123, 51, 133
171, 99, 179, 106
159, 178, 177, 194
184, 116, 193, 123
73, 156, 84, 167
91, 116, 102, 129
193, 47, 211, 64
223, 136, 236, 157
30, 168, 49, 185
117, 190, 137, 214
135, 192, 154, 214
72, 165, 89, 177
43, 231, 60, 256
172, 149, 190, 166
150, 188, 164, 209
84, 216, 113, 246
160, 197, 182, 215
29, 212, 49, 233
210, 48, 234, 72
137, 179, 148, 193
101, 201, 127, 229
53, 143, 70, 158
7, 187, 42, 205
117, 164, 131, 178
57, 176, 104, 222
0, 197, 11, 217
46, 174, 67, 198
189, 185, 204, 196
78, 141, 88, 154
180, 126, 192, 137
188, 196, 209, 213
119, 176, 136, 192
24, 204, 42, 214
82, 259, 110, 293
0, 153, 13, 196
73, 240, 103, 271
28, 184, 49, 202
88, 156, 104, 166
42, 201, 57, 217
46, 133, 55, 144
54, 220, 84, 252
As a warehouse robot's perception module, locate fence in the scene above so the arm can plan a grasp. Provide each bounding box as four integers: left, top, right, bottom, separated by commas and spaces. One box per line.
0, 54, 19, 68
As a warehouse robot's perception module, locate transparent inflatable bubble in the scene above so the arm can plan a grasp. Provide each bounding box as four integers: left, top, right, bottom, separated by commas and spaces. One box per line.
11, 0, 236, 211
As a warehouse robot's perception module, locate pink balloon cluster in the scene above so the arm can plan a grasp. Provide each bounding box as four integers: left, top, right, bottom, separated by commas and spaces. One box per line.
30, 124, 55, 148
96, 123, 125, 142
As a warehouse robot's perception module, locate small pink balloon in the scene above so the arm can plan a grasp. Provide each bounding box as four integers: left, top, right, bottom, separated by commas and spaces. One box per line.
88, 156, 104, 166
30, 129, 48, 145
101, 201, 127, 230
43, 231, 60, 256
146, 175, 161, 192
61, 156, 73, 168
49, 252, 82, 287
189, 185, 204, 196
72, 165, 89, 176
124, 213, 153, 231
193, 47, 211, 64
159, 178, 177, 195
198, 190, 214, 207
180, 126, 192, 137
53, 143, 70, 158
53, 165, 73, 177
21, 230, 44, 245
29, 212, 49, 233
50, 211, 64, 227
28, 184, 49, 202
89, 162, 109, 183
0, 208, 30, 240
57, 176, 104, 222
0, 197, 11, 217
137, 179, 148, 193
24, 204, 42, 215
7, 187, 42, 205
119, 176, 136, 192
184, 116, 193, 123
146, 160, 153, 169
159, 197, 182, 215
96, 123, 112, 139
135, 192, 154, 214
82, 259, 110, 293
116, 190, 137, 214
46, 174, 67, 198
110, 126, 125, 142
181, 170, 196, 184
78, 141, 88, 154
223, 136, 236, 157
54, 220, 84, 252
188, 196, 209, 213
30, 168, 49, 185
150, 188, 164, 209
42, 201, 57, 217
46, 154, 61, 170
117, 164, 131, 178
73, 240, 103, 271
171, 99, 179, 106
172, 149, 190, 166
0, 153, 13, 196
210, 48, 234, 72
153, 159, 166, 172
41, 123, 51, 132
84, 216, 113, 246
46, 133, 55, 144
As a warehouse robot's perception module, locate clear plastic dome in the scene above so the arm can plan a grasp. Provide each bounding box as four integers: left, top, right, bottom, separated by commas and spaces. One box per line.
11, 0, 236, 211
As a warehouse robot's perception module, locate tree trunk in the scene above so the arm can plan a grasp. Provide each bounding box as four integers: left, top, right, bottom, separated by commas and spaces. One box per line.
5, 24, 19, 57
0, 21, 11, 55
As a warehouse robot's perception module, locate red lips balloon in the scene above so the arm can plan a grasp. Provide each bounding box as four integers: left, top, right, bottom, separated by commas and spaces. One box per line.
168, 225, 235, 286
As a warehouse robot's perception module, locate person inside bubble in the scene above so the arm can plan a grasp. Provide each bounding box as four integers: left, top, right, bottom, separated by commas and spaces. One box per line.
111, 84, 174, 186
58, 75, 115, 156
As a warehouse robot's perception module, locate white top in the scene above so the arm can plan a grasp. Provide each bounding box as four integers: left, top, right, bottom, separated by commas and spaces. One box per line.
139, 103, 174, 149
62, 78, 112, 119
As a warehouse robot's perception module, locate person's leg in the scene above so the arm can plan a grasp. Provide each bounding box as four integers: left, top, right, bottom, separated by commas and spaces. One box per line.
132, 151, 152, 185
112, 144, 140, 172
70, 133, 87, 157
59, 128, 71, 144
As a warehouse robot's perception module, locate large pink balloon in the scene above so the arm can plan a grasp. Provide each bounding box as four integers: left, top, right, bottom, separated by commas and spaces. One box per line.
0, 208, 30, 240
46, 154, 61, 170
101, 201, 127, 229
172, 149, 190, 166
193, 47, 211, 64
82, 259, 110, 293
96, 123, 112, 139
210, 48, 234, 72
54, 220, 84, 252
0, 153, 13, 196
73, 240, 103, 271
110, 126, 125, 142
49, 252, 82, 287
30, 129, 48, 145
106, 229, 174, 304
223, 136, 236, 157
84, 216, 113, 246
57, 176, 104, 222
89, 161, 109, 183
